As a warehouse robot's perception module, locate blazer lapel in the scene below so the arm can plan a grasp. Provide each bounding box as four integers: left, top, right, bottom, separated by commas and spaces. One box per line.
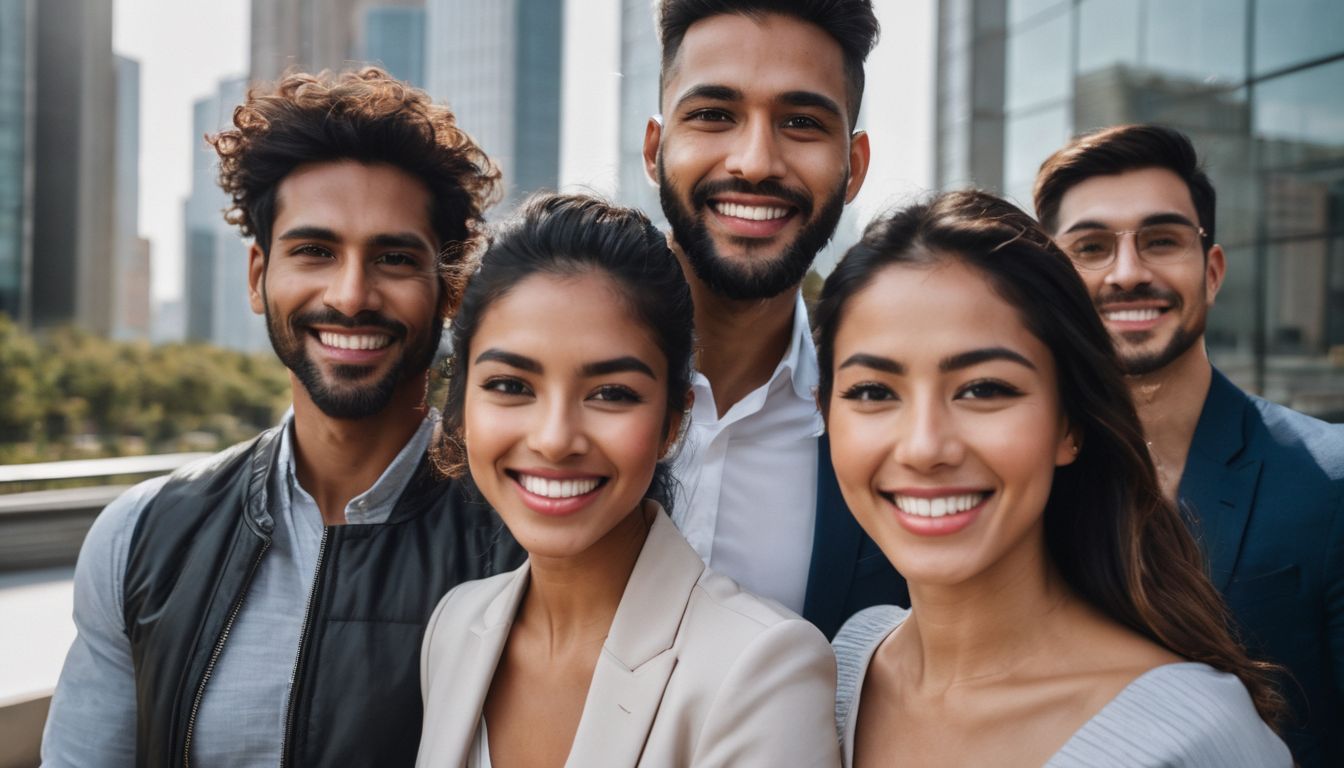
566, 512, 704, 767
1179, 369, 1263, 591
432, 565, 529, 767
803, 434, 861, 636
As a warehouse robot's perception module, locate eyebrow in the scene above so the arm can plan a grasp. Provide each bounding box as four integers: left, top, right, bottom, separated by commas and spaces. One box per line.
276, 226, 430, 251
473, 350, 657, 379
1061, 212, 1198, 235
581, 356, 656, 379
940, 347, 1036, 372
675, 85, 841, 120
838, 347, 1036, 374
779, 90, 843, 119
474, 348, 541, 373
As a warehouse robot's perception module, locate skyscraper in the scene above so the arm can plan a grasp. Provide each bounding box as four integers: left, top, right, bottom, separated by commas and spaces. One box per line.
112, 54, 150, 340
183, 76, 268, 352
424, 0, 562, 208
0, 0, 33, 326
250, 0, 425, 83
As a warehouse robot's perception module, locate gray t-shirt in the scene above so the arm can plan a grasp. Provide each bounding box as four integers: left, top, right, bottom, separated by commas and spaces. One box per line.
833, 605, 1292, 768
40, 411, 437, 767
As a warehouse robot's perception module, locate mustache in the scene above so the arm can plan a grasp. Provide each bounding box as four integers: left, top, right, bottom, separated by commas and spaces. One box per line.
691, 178, 813, 217
289, 308, 407, 338
1095, 285, 1182, 309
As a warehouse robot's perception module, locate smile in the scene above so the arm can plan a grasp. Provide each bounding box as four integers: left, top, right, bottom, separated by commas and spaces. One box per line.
1102, 308, 1165, 323
711, 201, 791, 221
888, 492, 990, 518
514, 473, 604, 499
316, 331, 393, 351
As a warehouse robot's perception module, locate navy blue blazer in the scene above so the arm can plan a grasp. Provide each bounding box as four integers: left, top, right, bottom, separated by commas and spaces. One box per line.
802, 434, 909, 640
1179, 368, 1344, 768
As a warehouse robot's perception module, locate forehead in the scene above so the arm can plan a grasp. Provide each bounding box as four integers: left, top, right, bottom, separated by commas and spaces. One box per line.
273, 160, 434, 238
663, 13, 848, 113
836, 261, 1051, 368
1053, 167, 1198, 230
472, 272, 666, 369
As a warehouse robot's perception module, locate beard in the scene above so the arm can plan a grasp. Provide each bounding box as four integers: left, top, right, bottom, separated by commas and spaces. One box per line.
265, 301, 442, 420
657, 158, 847, 301
1099, 284, 1207, 377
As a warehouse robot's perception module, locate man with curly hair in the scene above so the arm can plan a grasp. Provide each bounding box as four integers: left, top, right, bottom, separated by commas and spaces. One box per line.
42, 68, 524, 768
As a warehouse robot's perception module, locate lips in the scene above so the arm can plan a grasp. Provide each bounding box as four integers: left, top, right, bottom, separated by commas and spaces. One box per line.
507, 470, 608, 516
711, 201, 792, 222
880, 488, 991, 536
316, 331, 393, 351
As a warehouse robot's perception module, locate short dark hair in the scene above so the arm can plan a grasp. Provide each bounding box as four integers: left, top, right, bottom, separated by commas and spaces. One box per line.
1033, 124, 1216, 250
435, 193, 695, 512
814, 190, 1283, 728
657, 0, 880, 125
210, 67, 501, 274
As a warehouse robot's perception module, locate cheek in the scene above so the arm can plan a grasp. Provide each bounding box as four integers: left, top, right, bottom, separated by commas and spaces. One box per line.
825, 408, 892, 500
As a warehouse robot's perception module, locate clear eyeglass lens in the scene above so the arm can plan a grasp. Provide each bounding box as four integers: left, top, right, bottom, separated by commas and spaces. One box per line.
1065, 224, 1200, 269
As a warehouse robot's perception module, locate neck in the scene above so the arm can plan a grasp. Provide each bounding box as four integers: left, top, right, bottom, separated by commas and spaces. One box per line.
290, 372, 429, 525
677, 249, 799, 418
521, 505, 651, 645
1126, 341, 1212, 500
900, 531, 1076, 689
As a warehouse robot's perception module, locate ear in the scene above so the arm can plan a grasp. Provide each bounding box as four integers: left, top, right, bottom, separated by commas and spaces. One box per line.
844, 130, 871, 204
643, 116, 663, 186
1204, 243, 1227, 306
247, 242, 267, 315
1055, 423, 1081, 467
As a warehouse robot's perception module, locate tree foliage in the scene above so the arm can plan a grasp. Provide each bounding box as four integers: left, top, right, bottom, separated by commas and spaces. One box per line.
0, 315, 292, 463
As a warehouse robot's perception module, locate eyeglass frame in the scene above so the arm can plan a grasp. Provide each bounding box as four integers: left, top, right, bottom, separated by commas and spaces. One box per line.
1058, 222, 1210, 271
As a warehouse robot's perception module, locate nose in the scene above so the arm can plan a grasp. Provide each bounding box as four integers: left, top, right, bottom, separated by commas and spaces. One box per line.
324, 256, 381, 317
527, 397, 589, 462
893, 395, 962, 473
1104, 231, 1154, 292
723, 115, 786, 185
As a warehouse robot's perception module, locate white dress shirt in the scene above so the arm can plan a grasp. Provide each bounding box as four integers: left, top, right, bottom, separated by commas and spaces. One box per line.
670, 293, 821, 613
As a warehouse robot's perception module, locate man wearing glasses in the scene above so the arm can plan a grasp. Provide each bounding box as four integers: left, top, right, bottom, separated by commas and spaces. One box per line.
1035, 124, 1343, 768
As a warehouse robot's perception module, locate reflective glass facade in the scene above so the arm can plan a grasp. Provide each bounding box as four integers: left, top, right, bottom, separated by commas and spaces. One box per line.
0, 0, 31, 324
937, 0, 1344, 419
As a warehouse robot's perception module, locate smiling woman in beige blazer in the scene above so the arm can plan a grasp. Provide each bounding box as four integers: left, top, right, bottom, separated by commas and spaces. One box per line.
417, 195, 840, 768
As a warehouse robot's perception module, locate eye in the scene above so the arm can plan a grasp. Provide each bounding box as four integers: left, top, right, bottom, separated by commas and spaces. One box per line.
686, 108, 733, 124
378, 252, 419, 267
294, 244, 333, 259
838, 382, 896, 402
956, 379, 1023, 400
589, 384, 643, 404
480, 376, 531, 398
783, 115, 824, 131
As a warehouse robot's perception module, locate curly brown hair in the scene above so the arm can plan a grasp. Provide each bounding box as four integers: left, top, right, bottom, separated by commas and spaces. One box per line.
209, 67, 501, 282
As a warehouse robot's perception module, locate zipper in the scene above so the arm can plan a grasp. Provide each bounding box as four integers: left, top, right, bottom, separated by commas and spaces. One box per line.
183, 539, 271, 768
279, 526, 330, 768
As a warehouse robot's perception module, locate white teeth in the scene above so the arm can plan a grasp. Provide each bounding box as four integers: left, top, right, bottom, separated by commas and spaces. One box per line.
714, 202, 789, 221
318, 331, 392, 350
518, 474, 600, 499
1104, 308, 1162, 323
892, 493, 985, 518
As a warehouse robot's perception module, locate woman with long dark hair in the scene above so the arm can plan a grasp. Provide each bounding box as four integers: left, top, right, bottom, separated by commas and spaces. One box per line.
417, 193, 841, 767
816, 190, 1288, 766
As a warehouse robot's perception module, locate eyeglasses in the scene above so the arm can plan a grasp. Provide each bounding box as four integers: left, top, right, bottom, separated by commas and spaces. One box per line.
1058, 223, 1207, 271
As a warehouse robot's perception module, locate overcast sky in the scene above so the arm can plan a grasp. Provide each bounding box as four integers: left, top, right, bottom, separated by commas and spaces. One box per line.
112, 0, 932, 304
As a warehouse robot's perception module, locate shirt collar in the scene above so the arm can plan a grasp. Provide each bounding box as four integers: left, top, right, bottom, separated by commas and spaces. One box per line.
778, 292, 820, 403
276, 407, 440, 525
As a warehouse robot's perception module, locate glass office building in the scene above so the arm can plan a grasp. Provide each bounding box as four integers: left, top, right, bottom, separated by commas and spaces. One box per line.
937, 0, 1344, 419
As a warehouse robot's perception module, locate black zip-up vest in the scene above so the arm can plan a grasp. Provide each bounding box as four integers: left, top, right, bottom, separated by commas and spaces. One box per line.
121, 426, 524, 768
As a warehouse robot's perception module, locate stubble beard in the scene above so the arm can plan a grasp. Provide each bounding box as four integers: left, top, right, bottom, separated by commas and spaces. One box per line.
1103, 283, 1208, 377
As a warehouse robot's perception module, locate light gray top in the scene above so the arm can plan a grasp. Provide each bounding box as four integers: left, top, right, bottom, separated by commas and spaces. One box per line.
41, 411, 437, 768
833, 605, 1291, 768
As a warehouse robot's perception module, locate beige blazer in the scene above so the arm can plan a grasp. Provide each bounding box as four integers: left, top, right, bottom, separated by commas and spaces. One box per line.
417, 511, 842, 768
